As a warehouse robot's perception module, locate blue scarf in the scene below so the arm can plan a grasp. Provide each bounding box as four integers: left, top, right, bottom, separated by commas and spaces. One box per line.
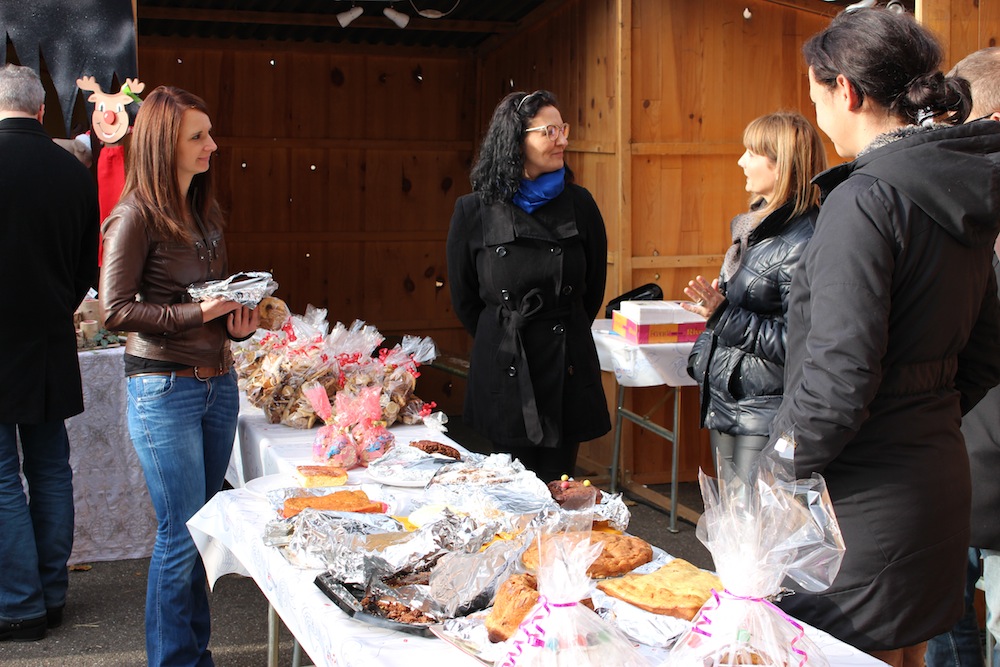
512, 167, 566, 214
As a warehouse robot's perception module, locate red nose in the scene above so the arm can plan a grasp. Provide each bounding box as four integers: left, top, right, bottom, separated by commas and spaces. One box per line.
103, 111, 118, 125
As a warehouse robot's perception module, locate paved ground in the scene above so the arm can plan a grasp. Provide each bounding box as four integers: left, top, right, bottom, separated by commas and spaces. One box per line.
1, 417, 710, 666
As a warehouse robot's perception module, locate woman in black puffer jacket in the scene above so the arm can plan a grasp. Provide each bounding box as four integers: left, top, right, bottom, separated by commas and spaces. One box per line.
684, 111, 826, 481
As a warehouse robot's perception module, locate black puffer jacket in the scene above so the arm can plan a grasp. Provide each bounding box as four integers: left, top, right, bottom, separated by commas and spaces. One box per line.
687, 201, 817, 436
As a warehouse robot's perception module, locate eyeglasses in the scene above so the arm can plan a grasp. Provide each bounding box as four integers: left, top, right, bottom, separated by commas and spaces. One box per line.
525, 123, 570, 142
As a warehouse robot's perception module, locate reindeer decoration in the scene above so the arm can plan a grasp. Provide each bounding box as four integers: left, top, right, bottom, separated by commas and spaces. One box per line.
74, 76, 145, 264
76, 76, 145, 145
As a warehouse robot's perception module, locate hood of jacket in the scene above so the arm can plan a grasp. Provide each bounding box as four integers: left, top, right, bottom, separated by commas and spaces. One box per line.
814, 120, 1000, 247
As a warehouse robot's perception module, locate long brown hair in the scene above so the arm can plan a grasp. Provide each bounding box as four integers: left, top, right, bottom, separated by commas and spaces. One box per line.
121, 86, 223, 241
742, 111, 827, 219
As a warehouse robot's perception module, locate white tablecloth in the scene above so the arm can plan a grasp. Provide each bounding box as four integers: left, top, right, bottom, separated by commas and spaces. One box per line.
66, 346, 156, 563
194, 405, 886, 667
592, 319, 697, 388
226, 396, 456, 489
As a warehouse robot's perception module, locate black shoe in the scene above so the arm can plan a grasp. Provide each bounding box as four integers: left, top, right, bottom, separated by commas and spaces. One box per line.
46, 605, 64, 629
0, 615, 47, 642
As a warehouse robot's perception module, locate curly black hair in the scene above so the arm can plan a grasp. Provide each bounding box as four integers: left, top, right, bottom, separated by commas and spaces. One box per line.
470, 90, 560, 204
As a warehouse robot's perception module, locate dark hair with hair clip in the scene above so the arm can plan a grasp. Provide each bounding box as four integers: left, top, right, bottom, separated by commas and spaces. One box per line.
803, 8, 970, 126
470, 89, 560, 204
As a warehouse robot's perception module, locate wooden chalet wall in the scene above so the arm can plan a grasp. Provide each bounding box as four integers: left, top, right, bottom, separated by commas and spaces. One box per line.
133, 0, 983, 484
137, 39, 477, 412
918, 0, 1000, 68
137, 43, 475, 336
477, 0, 837, 482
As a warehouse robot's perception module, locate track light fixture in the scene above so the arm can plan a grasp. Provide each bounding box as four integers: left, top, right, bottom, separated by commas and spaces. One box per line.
408, 0, 461, 19
383, 6, 410, 28
336, 6, 363, 27
845, 0, 877, 10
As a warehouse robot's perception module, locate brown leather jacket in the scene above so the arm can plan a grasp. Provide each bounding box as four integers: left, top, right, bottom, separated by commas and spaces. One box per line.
100, 194, 232, 369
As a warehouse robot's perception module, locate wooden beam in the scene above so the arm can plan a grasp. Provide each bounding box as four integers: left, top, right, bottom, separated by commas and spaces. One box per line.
631, 255, 727, 269
137, 7, 515, 35
632, 142, 744, 155
475, 0, 577, 56
616, 0, 633, 298
227, 231, 447, 242
763, 0, 841, 18
215, 136, 473, 152
138, 34, 470, 57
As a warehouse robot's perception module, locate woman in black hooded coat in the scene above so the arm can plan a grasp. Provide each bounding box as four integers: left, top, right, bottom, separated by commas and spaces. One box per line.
769, 10, 1000, 665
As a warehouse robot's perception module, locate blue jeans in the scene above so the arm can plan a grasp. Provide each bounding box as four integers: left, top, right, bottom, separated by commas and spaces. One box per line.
127, 371, 238, 667
926, 547, 987, 667
0, 421, 74, 622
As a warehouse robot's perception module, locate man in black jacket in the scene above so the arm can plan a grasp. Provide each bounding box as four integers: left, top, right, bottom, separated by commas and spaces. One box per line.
0, 63, 99, 642
925, 46, 1000, 667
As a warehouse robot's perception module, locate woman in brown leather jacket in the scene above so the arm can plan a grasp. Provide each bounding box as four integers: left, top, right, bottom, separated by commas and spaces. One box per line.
99, 86, 257, 667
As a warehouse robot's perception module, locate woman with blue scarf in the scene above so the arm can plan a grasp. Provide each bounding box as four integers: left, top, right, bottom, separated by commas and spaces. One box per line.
446, 90, 610, 482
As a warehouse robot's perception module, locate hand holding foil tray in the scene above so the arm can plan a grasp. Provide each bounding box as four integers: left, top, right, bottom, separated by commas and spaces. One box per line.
188, 271, 278, 308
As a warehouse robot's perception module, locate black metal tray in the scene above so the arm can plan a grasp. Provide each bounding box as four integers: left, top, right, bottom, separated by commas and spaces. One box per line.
314, 572, 437, 638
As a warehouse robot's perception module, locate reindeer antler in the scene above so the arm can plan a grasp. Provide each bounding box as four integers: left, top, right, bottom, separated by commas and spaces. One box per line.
123, 78, 145, 95
76, 76, 103, 94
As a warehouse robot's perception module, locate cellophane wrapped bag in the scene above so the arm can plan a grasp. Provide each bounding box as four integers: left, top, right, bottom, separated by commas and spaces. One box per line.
497, 513, 649, 667
661, 435, 845, 667
234, 306, 444, 430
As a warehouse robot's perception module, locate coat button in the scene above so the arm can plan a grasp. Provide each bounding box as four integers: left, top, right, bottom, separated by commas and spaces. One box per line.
496, 246, 508, 257
561, 285, 573, 296
567, 365, 575, 376
552, 324, 565, 335
507, 365, 517, 377
550, 246, 563, 255
501, 289, 510, 301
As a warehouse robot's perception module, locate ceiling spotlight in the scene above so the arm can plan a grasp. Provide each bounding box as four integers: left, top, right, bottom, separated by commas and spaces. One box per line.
845, 0, 877, 11
384, 7, 410, 28
337, 6, 363, 28
409, 0, 462, 18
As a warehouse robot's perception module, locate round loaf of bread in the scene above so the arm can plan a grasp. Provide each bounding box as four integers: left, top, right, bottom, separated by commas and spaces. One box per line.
409, 439, 461, 460
521, 531, 653, 579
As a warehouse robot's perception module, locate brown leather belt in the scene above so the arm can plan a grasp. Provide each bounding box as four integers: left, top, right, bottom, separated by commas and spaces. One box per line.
133, 366, 229, 381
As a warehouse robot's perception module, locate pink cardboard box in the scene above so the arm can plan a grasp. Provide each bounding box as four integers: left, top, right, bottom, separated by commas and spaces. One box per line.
611, 301, 706, 344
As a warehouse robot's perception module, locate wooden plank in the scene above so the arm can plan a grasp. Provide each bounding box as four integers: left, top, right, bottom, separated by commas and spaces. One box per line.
213, 137, 474, 151
140, 35, 472, 59
631, 255, 727, 268
763, 0, 841, 17
138, 7, 516, 35
361, 241, 452, 324
363, 150, 473, 233
984, 0, 1000, 49
614, 0, 632, 304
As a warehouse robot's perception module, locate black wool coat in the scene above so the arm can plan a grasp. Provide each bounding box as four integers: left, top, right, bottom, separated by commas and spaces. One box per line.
770, 122, 1000, 651
0, 118, 99, 423
446, 184, 611, 449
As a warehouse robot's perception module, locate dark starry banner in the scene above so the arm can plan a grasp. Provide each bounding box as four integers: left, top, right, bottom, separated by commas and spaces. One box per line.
1, 0, 136, 135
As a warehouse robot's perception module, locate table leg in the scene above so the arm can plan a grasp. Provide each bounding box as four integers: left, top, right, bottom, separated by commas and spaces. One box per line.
614, 385, 701, 532
669, 386, 681, 533
267, 603, 280, 667
610, 384, 626, 493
